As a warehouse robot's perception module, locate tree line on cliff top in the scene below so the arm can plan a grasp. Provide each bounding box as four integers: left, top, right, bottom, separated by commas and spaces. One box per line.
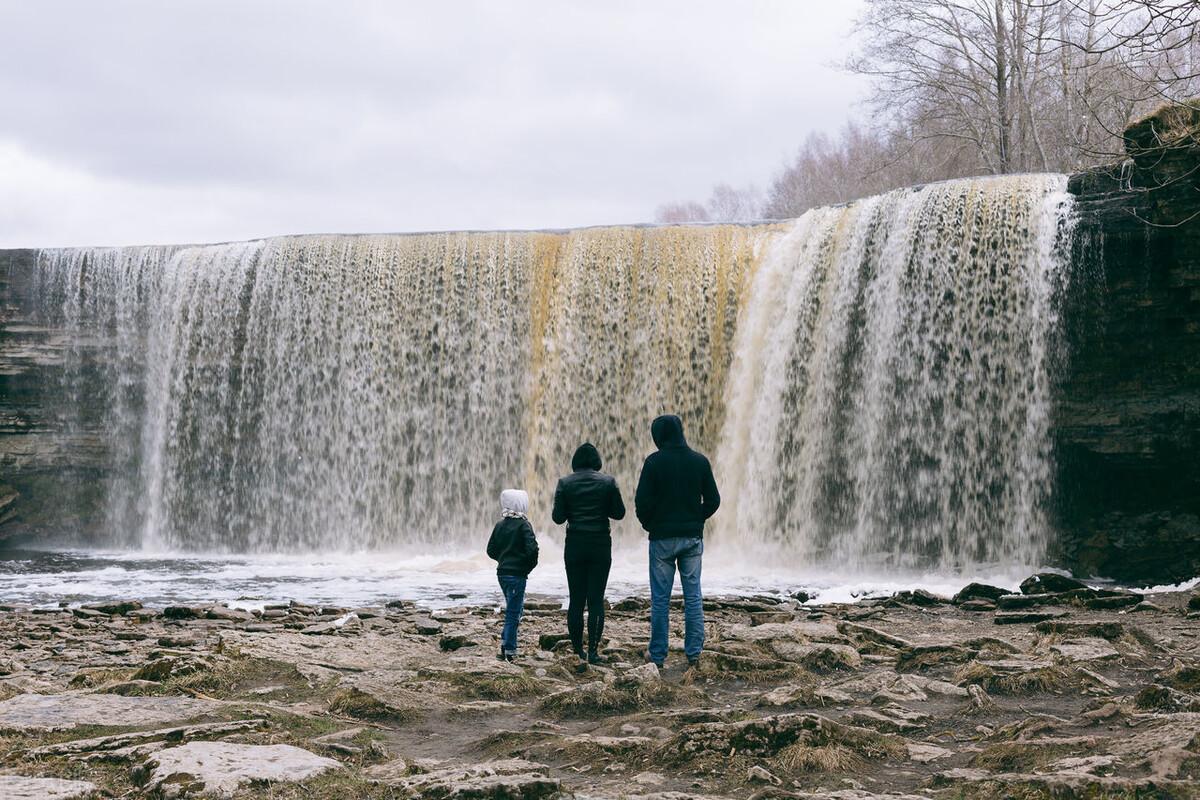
657, 0, 1200, 223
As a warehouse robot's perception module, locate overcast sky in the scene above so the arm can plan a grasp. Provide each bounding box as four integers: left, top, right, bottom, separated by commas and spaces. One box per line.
0, 1, 866, 247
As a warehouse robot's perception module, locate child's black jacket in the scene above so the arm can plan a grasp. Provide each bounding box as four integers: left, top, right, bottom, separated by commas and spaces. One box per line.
487, 517, 539, 577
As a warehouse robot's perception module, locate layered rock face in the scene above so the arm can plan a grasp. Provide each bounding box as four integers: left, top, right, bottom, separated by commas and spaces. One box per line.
0, 248, 107, 542
1057, 104, 1200, 583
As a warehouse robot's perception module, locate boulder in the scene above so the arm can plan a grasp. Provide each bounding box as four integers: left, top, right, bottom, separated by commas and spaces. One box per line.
619, 663, 662, 687
204, 605, 253, 623
410, 617, 443, 635
162, 606, 205, 620
70, 607, 104, 620
439, 634, 478, 651
132, 656, 211, 682
538, 633, 572, 650
889, 589, 948, 606
1049, 638, 1120, 663
1134, 683, 1200, 712
1085, 592, 1143, 610
134, 742, 340, 797
907, 742, 953, 763
1020, 573, 1088, 594
846, 704, 929, 733
80, 600, 143, 615
952, 583, 1010, 604
0, 776, 97, 799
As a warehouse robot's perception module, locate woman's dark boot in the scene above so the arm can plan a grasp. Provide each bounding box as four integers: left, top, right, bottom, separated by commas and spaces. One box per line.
587, 650, 606, 665
573, 650, 589, 673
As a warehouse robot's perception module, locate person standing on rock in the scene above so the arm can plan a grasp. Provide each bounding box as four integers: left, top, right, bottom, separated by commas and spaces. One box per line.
552, 442, 626, 670
634, 414, 720, 669
487, 489, 539, 662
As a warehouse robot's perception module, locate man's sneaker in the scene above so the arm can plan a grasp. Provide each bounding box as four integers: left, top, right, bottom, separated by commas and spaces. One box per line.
644, 651, 664, 669
687, 655, 701, 669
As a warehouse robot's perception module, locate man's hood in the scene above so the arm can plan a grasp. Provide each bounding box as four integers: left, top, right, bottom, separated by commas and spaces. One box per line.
571, 442, 603, 471
651, 414, 686, 449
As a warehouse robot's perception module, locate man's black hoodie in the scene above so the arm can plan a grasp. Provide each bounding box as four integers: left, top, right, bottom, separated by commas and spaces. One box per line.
634, 415, 720, 540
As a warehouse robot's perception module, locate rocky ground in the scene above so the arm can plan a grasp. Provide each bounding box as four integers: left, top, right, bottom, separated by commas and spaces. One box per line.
0, 576, 1199, 798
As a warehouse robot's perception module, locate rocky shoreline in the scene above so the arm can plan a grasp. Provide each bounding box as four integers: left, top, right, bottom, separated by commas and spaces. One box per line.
0, 576, 1198, 798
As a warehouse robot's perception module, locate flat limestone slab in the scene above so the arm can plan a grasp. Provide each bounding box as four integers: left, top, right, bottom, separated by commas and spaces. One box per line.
0, 775, 97, 799
0, 693, 222, 731
139, 742, 340, 798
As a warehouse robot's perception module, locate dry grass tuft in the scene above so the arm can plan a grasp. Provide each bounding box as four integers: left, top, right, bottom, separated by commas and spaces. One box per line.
970, 740, 1079, 772
445, 671, 546, 700
67, 667, 136, 689
540, 677, 695, 718
166, 655, 311, 701
777, 743, 863, 772
328, 686, 420, 722
954, 661, 1075, 695
689, 651, 809, 685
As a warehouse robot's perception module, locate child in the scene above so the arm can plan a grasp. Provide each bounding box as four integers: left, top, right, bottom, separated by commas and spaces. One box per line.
486, 489, 539, 661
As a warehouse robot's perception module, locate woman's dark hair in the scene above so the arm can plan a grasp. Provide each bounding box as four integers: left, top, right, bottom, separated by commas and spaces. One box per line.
571, 442, 602, 471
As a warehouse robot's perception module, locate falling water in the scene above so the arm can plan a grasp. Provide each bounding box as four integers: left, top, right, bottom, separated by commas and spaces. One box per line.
715, 175, 1075, 571
34, 227, 770, 551
30, 175, 1074, 573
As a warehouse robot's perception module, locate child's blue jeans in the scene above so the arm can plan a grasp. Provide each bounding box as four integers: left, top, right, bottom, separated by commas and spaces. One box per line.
497, 574, 527, 655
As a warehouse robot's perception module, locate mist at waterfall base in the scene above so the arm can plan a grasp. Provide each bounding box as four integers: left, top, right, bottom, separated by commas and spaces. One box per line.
5, 175, 1083, 608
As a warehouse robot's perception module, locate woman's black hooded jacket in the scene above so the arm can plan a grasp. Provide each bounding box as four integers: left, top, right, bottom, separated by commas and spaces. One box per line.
551, 443, 626, 542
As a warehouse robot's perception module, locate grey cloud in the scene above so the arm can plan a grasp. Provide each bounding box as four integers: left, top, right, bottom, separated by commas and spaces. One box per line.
0, 0, 866, 246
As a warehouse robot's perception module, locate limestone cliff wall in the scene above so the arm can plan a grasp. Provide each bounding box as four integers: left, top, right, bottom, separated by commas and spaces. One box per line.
1056, 106, 1200, 583
0, 249, 106, 541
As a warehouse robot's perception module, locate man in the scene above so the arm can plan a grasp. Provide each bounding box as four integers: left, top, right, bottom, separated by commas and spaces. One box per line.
634, 414, 720, 669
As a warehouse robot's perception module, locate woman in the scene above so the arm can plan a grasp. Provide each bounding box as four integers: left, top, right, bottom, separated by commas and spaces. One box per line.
552, 442, 625, 668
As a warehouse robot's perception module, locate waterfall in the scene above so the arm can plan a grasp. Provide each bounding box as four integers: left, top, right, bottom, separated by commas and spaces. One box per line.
715, 175, 1075, 571
31, 174, 1075, 572
35, 227, 771, 551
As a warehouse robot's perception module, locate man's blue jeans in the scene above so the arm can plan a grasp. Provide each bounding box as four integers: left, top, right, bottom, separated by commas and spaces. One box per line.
648, 537, 704, 664
497, 574, 527, 655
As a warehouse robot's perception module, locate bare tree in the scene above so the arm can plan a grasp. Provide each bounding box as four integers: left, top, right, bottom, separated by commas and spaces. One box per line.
654, 201, 711, 224
653, 0, 1200, 222
655, 184, 763, 224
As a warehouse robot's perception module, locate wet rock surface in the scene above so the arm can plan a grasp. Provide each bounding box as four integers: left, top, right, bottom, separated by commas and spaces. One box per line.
0, 775, 98, 799
134, 741, 341, 797
0, 585, 1197, 798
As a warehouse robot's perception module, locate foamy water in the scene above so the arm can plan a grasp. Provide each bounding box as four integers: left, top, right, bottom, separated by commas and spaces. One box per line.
0, 543, 1053, 611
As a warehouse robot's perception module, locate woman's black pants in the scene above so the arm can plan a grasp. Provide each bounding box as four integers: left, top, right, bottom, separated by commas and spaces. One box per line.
564, 536, 612, 655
